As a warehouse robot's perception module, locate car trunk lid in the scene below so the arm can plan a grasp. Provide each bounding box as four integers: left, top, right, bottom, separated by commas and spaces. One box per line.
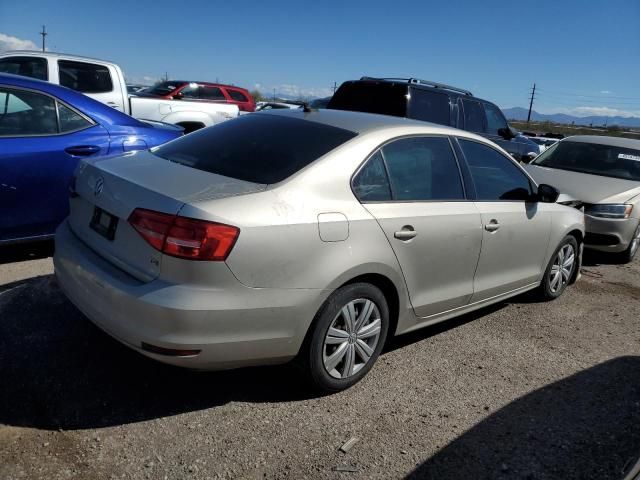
69, 150, 266, 282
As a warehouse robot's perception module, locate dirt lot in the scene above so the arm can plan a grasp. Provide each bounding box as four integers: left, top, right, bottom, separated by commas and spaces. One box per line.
0, 242, 639, 480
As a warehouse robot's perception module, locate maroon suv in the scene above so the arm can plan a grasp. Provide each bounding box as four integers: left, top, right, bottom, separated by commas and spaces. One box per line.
141, 81, 256, 112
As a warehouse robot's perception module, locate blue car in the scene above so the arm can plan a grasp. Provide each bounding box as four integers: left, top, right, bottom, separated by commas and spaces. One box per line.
0, 73, 182, 245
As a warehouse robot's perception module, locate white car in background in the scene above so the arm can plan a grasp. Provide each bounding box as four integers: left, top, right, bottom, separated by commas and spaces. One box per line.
527, 136, 560, 152
0, 51, 239, 133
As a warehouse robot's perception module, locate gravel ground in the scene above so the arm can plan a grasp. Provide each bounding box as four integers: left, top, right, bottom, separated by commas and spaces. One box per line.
0, 242, 638, 480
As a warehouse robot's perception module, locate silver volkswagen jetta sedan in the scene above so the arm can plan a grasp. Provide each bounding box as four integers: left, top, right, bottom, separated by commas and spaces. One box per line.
524, 136, 640, 263
54, 110, 584, 392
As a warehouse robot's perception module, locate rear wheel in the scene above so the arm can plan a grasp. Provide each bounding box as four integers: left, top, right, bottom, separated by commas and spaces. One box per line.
618, 223, 640, 264
537, 236, 578, 300
304, 283, 389, 392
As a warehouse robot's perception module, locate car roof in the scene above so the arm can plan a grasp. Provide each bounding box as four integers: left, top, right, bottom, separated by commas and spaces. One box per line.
0, 72, 143, 127
1, 50, 117, 65
259, 108, 490, 141
562, 135, 640, 149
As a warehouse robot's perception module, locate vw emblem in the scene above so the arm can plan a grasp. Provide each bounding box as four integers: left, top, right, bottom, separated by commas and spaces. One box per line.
94, 177, 104, 196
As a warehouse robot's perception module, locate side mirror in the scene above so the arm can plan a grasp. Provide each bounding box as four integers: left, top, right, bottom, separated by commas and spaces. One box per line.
521, 151, 538, 163
537, 184, 560, 203
172, 93, 183, 100
498, 127, 515, 140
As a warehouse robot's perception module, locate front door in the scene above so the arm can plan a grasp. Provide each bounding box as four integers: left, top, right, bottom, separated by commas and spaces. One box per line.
456, 138, 552, 302
352, 136, 482, 318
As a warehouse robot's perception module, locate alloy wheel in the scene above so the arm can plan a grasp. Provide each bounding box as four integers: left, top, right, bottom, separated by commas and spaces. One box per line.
549, 243, 575, 293
323, 298, 382, 379
629, 225, 640, 258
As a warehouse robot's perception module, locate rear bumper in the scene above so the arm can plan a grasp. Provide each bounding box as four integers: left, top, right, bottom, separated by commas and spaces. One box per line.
584, 215, 640, 253
54, 221, 329, 370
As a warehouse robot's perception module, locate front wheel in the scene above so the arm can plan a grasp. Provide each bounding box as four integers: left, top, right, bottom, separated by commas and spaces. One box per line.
618, 223, 640, 264
537, 236, 578, 300
303, 283, 389, 392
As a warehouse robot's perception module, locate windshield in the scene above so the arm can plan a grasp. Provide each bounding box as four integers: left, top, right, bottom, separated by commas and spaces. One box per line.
143, 81, 185, 96
153, 114, 358, 184
532, 140, 640, 181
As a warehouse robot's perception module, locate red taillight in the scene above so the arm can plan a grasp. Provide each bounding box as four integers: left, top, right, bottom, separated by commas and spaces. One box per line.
128, 208, 239, 261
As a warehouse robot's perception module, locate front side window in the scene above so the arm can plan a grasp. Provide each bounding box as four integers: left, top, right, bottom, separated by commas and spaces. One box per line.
459, 139, 533, 200
179, 84, 199, 98
461, 99, 485, 133
0, 56, 48, 80
484, 102, 508, 135
0, 87, 57, 136
381, 136, 465, 201
408, 89, 451, 126
353, 151, 392, 202
58, 60, 113, 93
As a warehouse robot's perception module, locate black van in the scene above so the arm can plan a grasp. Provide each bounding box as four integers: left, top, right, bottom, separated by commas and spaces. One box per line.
327, 77, 541, 162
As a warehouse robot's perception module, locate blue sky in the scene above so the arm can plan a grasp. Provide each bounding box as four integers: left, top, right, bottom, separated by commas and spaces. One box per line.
1, 0, 639, 116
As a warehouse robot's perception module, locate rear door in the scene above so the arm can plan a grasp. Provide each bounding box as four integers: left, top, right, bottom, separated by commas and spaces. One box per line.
456, 138, 551, 301
354, 136, 482, 317
57, 60, 126, 112
0, 85, 108, 242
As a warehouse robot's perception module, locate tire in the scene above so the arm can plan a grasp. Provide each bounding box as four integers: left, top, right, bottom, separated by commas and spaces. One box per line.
303, 283, 389, 393
617, 223, 640, 264
537, 235, 579, 300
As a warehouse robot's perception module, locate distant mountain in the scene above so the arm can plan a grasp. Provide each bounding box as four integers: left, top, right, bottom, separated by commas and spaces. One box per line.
502, 107, 640, 128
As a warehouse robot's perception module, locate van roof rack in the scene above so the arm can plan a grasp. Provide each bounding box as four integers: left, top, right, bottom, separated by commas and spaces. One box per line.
359, 76, 473, 96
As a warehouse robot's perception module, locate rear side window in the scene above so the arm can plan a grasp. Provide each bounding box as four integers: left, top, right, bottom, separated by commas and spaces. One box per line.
153, 114, 358, 184
0, 87, 57, 136
199, 86, 226, 100
328, 82, 408, 117
228, 90, 248, 102
58, 103, 92, 132
0, 56, 48, 80
58, 60, 113, 93
381, 136, 464, 201
461, 99, 485, 133
353, 151, 392, 202
459, 139, 532, 200
408, 89, 451, 126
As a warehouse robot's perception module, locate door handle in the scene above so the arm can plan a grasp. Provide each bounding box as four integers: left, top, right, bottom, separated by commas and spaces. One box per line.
65, 145, 100, 157
394, 226, 417, 240
484, 220, 500, 232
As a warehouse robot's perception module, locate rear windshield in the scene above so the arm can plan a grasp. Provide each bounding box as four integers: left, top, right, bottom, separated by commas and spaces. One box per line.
153, 114, 358, 184
532, 140, 640, 181
328, 82, 408, 117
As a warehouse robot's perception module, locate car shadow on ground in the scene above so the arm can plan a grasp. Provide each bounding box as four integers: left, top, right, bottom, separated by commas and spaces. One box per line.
0, 240, 54, 265
0, 274, 316, 431
582, 249, 627, 267
0, 271, 605, 434
407, 356, 640, 480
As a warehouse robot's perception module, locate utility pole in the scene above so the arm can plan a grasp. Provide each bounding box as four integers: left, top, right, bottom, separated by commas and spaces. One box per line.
39, 25, 47, 52
526, 82, 536, 123
273, 88, 276, 102
164, 72, 169, 81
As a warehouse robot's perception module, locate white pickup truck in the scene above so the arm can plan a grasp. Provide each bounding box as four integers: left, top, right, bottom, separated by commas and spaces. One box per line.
0, 51, 239, 132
